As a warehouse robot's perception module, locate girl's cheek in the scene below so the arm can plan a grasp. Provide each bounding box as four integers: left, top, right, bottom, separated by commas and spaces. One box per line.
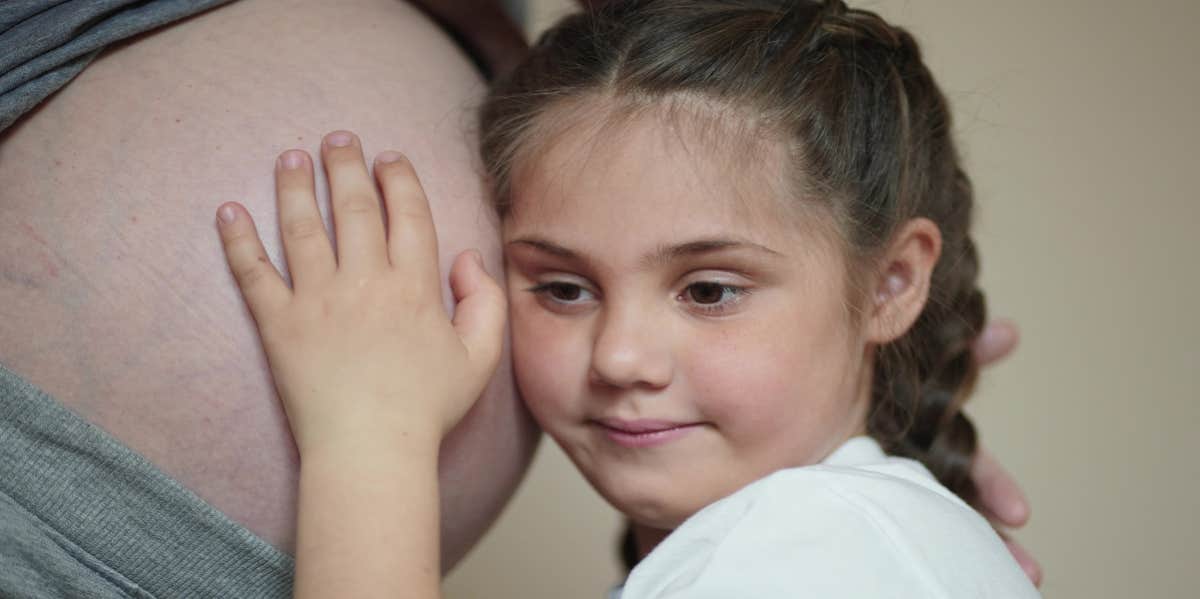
686, 325, 803, 427
510, 311, 580, 416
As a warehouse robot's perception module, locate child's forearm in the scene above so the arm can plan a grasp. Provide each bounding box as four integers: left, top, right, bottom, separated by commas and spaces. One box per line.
293, 436, 442, 599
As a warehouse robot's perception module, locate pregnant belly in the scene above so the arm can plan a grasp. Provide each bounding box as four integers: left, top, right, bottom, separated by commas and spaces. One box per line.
0, 0, 538, 567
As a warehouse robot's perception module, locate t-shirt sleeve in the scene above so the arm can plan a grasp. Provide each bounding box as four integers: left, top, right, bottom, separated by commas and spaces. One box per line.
619, 467, 1039, 599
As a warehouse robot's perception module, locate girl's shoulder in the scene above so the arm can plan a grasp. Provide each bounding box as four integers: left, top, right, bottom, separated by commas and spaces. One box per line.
617, 437, 1040, 599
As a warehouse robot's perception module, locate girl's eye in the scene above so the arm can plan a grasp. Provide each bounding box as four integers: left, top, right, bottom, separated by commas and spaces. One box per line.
529, 281, 595, 305
687, 282, 726, 304
680, 282, 749, 313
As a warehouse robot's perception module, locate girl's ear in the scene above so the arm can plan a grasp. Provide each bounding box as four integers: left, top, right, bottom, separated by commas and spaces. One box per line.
865, 218, 942, 344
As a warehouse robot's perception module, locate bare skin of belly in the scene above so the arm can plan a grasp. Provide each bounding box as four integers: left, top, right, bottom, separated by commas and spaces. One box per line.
0, 0, 540, 570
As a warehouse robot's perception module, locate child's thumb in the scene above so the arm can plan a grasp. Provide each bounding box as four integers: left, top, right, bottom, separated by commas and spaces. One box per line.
449, 249, 507, 384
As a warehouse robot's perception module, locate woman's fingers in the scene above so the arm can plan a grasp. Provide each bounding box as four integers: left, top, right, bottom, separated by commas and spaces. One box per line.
321, 131, 389, 274
972, 446, 1031, 527
373, 151, 440, 285
216, 202, 291, 323
1002, 535, 1044, 588
275, 149, 336, 292
973, 318, 1019, 367
973, 447, 1041, 587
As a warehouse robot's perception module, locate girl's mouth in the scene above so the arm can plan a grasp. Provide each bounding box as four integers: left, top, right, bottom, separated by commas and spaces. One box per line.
591, 419, 704, 448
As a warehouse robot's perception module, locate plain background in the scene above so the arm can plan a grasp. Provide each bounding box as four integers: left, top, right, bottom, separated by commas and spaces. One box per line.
444, 1, 1200, 597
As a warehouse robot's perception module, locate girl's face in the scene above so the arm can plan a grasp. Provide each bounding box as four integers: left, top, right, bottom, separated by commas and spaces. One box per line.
502, 109, 873, 529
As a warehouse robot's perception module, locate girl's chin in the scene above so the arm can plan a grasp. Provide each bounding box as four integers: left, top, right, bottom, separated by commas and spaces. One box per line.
594, 484, 698, 530
562, 444, 714, 527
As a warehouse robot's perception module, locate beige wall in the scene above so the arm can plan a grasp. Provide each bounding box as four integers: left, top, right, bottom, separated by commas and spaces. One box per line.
445, 1, 1200, 597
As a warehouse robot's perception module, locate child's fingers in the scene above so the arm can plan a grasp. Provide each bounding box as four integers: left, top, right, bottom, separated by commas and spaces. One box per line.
275, 150, 336, 292
373, 151, 440, 285
449, 250, 507, 388
216, 202, 291, 321
320, 131, 388, 275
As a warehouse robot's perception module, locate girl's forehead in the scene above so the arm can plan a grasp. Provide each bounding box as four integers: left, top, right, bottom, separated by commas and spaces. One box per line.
506, 105, 804, 238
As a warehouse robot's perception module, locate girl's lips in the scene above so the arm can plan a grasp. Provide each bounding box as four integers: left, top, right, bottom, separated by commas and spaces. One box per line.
592, 419, 703, 448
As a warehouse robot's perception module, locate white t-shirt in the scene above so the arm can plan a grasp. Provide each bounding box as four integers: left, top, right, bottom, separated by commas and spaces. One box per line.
613, 436, 1040, 598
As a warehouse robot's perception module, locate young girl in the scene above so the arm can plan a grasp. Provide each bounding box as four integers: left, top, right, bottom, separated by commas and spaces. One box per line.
215, 1, 1039, 596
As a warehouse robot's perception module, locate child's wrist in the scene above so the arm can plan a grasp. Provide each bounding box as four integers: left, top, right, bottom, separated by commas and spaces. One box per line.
299, 437, 440, 477
294, 433, 442, 597
296, 421, 442, 464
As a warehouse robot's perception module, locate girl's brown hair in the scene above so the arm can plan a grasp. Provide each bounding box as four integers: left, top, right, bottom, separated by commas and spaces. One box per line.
481, 0, 987, 565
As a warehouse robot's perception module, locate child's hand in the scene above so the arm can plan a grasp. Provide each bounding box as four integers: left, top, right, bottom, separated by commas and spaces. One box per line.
215, 130, 506, 457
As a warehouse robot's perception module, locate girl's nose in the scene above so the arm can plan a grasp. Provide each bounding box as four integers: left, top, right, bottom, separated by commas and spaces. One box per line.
588, 306, 674, 390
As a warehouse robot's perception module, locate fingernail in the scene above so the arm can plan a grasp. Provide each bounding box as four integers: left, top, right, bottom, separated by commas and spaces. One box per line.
218, 205, 237, 224
325, 131, 353, 147
1005, 499, 1030, 524
376, 150, 404, 164
279, 150, 304, 170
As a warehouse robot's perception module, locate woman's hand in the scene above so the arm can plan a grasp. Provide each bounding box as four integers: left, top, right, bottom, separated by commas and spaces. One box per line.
970, 319, 1043, 587
215, 130, 506, 457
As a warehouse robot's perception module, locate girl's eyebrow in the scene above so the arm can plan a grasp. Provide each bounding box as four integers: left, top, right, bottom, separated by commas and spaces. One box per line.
507, 237, 579, 259
507, 236, 784, 267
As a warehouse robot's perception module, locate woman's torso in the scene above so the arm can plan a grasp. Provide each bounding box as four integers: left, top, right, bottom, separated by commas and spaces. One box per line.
0, 0, 539, 566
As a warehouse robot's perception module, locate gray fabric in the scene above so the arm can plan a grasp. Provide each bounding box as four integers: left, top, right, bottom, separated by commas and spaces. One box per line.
0, 0, 235, 133
499, 0, 527, 28
0, 361, 294, 598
